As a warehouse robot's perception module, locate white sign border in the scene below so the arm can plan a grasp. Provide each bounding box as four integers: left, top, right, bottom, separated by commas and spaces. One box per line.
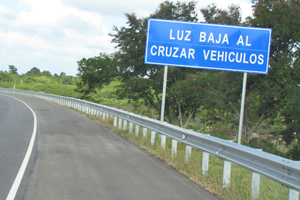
145, 18, 272, 74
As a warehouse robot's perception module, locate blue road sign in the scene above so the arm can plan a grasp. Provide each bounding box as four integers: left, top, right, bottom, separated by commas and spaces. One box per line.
145, 18, 272, 74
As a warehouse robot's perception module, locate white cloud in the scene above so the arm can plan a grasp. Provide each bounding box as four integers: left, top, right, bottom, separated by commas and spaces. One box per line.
0, 5, 15, 16
18, 0, 104, 28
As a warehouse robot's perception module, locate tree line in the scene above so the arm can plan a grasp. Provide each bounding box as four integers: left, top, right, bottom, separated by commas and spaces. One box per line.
0, 66, 76, 85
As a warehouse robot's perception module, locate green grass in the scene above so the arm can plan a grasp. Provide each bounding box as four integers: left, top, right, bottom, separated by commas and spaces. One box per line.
0, 82, 80, 98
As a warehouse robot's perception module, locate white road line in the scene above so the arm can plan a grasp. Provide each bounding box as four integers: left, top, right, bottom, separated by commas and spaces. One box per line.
2, 95, 37, 200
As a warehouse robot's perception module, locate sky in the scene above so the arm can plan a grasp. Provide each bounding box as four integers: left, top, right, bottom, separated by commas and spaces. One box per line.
0, 0, 253, 76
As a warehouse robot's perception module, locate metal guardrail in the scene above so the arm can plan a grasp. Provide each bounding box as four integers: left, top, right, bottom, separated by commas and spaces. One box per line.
1, 88, 299, 199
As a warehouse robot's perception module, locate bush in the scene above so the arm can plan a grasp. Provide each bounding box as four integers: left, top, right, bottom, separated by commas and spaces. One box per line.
0, 82, 14, 88
285, 146, 300, 160
249, 138, 283, 157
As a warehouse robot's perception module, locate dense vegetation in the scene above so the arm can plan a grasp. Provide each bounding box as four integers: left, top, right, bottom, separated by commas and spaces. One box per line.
0, 66, 80, 97
1, 0, 300, 160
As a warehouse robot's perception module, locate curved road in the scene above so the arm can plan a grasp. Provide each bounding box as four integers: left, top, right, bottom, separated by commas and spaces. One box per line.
0, 95, 34, 200
0, 93, 219, 200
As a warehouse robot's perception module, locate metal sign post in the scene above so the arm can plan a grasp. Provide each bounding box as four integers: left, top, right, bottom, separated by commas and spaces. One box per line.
238, 73, 248, 144
160, 66, 168, 148
160, 66, 168, 122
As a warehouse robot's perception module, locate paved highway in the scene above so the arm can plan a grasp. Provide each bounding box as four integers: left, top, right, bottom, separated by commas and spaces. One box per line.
0, 93, 219, 200
0, 95, 34, 200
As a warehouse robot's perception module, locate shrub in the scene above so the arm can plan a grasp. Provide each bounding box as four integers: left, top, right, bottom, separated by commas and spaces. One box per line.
249, 138, 283, 157
286, 146, 300, 160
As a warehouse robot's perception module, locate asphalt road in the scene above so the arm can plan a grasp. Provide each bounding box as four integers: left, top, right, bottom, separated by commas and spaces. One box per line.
1, 93, 219, 200
0, 94, 34, 200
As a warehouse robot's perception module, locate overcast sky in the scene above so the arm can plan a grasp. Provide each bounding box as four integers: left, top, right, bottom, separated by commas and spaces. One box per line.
0, 0, 253, 76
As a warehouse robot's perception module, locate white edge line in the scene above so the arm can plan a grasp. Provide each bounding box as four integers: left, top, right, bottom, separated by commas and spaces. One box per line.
3, 95, 37, 200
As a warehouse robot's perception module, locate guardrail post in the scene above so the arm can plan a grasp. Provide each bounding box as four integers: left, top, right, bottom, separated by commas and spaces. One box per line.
288, 189, 299, 200
123, 120, 127, 130
161, 135, 166, 149
135, 124, 140, 136
129, 122, 133, 134
251, 171, 261, 199
151, 131, 156, 146
114, 116, 117, 127
102, 112, 106, 121
143, 128, 147, 139
202, 152, 209, 175
222, 161, 232, 188
185, 145, 192, 163
171, 139, 177, 157
119, 118, 122, 129
250, 149, 262, 199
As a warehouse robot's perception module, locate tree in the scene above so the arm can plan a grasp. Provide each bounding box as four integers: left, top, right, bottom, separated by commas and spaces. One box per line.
248, 0, 300, 146
281, 86, 300, 152
198, 1, 300, 145
169, 71, 218, 128
76, 53, 117, 99
250, 0, 300, 62
0, 71, 13, 82
26, 67, 41, 76
41, 70, 52, 77
110, 0, 199, 122
8, 65, 18, 75
200, 4, 241, 25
